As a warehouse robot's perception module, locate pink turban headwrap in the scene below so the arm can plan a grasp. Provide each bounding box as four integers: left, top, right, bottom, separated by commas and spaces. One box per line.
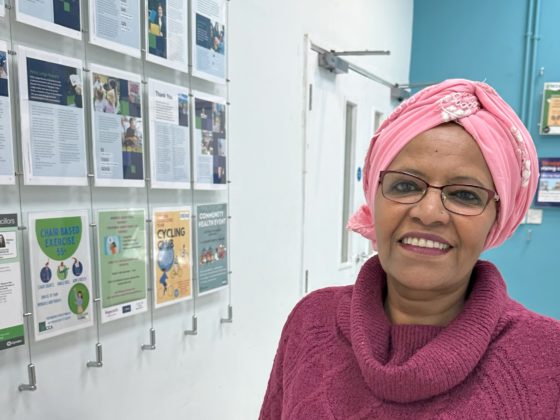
347, 79, 539, 251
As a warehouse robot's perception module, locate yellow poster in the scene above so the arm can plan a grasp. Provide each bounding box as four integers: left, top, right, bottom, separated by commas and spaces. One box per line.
153, 208, 192, 308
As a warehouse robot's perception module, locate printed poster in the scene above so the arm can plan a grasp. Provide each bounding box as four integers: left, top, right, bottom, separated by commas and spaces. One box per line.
540, 83, 560, 135
196, 203, 227, 295
98, 209, 147, 322
0, 0, 4, 18
18, 46, 87, 186
0, 41, 15, 185
28, 210, 93, 341
192, 0, 226, 83
16, 0, 81, 40
153, 208, 192, 308
89, 0, 141, 58
149, 79, 191, 189
536, 158, 560, 207
91, 64, 144, 187
193, 91, 226, 190
146, 0, 188, 71
0, 214, 24, 350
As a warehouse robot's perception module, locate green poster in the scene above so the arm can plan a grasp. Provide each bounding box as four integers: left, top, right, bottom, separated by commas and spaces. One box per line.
196, 203, 228, 295
540, 82, 560, 135
0, 213, 24, 350
98, 209, 147, 323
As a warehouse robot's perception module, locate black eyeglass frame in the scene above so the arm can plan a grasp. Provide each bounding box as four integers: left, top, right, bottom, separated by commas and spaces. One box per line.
378, 170, 500, 216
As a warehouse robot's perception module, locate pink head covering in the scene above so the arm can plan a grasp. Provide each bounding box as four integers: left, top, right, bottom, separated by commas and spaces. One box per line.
347, 79, 539, 251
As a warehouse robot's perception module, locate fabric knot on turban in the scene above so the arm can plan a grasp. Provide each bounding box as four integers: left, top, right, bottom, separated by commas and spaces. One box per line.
347, 79, 539, 251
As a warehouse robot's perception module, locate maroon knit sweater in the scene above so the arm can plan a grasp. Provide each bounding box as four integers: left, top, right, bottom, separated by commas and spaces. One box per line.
260, 256, 560, 419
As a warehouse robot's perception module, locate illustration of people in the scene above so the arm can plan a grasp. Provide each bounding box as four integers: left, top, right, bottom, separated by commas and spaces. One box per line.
40, 261, 52, 283
104, 79, 119, 113
57, 261, 69, 280
110, 241, 118, 255
0, 55, 7, 79
0, 234, 5, 248
157, 240, 175, 296
72, 257, 83, 276
156, 3, 166, 38
123, 117, 139, 149
69, 74, 83, 108
217, 244, 226, 259
214, 166, 225, 184
75, 290, 84, 314
94, 88, 109, 112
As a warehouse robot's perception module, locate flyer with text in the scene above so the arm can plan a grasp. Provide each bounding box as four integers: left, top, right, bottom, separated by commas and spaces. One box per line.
0, 213, 24, 351
153, 208, 192, 308
98, 209, 147, 322
146, 0, 188, 71
192, 0, 226, 83
0, 41, 15, 185
89, 0, 141, 57
196, 203, 228, 295
16, 0, 81, 40
540, 83, 560, 135
536, 158, 560, 207
18, 46, 87, 186
28, 210, 93, 341
193, 91, 227, 190
149, 79, 191, 189
91, 64, 144, 187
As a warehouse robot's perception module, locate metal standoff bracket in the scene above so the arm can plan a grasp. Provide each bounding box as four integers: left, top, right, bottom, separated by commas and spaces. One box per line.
18, 363, 37, 392
141, 328, 156, 350
220, 305, 233, 324
86, 343, 103, 368
184, 315, 198, 336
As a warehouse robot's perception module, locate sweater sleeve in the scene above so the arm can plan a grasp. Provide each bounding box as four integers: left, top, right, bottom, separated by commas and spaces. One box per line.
259, 324, 289, 420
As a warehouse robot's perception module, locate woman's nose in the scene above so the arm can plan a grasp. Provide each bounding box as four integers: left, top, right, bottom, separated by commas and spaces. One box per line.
408, 187, 450, 225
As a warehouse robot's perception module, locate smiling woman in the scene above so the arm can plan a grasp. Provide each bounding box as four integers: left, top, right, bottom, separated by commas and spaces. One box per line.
260, 79, 560, 419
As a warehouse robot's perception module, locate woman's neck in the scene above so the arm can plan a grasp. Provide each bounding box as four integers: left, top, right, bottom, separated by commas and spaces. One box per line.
384, 277, 470, 326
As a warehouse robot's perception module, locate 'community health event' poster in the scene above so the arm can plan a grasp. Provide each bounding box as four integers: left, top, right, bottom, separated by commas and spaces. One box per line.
28, 210, 93, 341
0, 213, 24, 351
192, 0, 226, 83
193, 91, 227, 190
91, 64, 144, 187
153, 208, 192, 308
149, 79, 191, 189
0, 41, 15, 185
18, 46, 87, 186
98, 209, 147, 323
196, 203, 228, 295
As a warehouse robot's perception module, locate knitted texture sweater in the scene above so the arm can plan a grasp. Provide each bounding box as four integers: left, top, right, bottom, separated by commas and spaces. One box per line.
260, 256, 560, 419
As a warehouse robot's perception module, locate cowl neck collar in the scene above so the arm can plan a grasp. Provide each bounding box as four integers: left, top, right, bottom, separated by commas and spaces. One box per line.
336, 256, 508, 403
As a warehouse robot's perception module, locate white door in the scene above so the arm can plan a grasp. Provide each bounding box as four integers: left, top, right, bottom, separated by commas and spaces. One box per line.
302, 38, 387, 294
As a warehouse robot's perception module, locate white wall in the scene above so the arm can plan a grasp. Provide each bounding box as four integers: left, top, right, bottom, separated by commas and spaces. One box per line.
0, 1, 413, 419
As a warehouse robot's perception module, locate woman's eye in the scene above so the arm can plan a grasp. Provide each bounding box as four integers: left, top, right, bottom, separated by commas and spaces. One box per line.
447, 189, 483, 205
391, 181, 421, 194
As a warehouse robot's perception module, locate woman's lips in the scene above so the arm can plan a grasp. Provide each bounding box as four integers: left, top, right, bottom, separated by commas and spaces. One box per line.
398, 232, 453, 256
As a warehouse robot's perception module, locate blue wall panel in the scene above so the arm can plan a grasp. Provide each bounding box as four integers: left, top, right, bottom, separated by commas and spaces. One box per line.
411, 0, 559, 318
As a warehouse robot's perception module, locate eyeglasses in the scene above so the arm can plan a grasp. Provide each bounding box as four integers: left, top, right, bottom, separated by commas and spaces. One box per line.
379, 170, 499, 216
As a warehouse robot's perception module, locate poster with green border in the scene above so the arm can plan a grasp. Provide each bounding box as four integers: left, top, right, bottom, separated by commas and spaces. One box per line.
540, 82, 560, 135
196, 203, 228, 295
28, 210, 93, 341
0, 213, 24, 350
98, 209, 147, 323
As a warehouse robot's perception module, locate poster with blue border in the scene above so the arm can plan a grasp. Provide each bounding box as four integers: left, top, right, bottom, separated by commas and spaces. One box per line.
16, 0, 81, 40
191, 0, 226, 83
28, 210, 94, 341
536, 158, 560, 207
0, 41, 15, 185
18, 46, 88, 186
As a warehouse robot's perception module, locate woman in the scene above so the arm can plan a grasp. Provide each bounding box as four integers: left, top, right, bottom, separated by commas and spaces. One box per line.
260, 79, 560, 419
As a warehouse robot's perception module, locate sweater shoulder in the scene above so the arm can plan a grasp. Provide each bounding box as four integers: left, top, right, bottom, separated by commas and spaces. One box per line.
502, 299, 560, 344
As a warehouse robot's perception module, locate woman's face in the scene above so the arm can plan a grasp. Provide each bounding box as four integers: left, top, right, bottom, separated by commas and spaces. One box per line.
374, 123, 497, 293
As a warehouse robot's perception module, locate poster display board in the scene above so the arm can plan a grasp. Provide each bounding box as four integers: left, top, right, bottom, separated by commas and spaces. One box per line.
90, 64, 144, 187
191, 0, 226, 83
145, 0, 188, 71
540, 83, 560, 135
98, 209, 147, 323
89, 0, 141, 57
0, 41, 15, 185
536, 158, 560, 207
28, 210, 93, 341
0, 213, 24, 351
15, 0, 81, 40
148, 79, 191, 189
18, 46, 87, 186
196, 203, 227, 295
153, 208, 192, 308
193, 91, 227, 189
